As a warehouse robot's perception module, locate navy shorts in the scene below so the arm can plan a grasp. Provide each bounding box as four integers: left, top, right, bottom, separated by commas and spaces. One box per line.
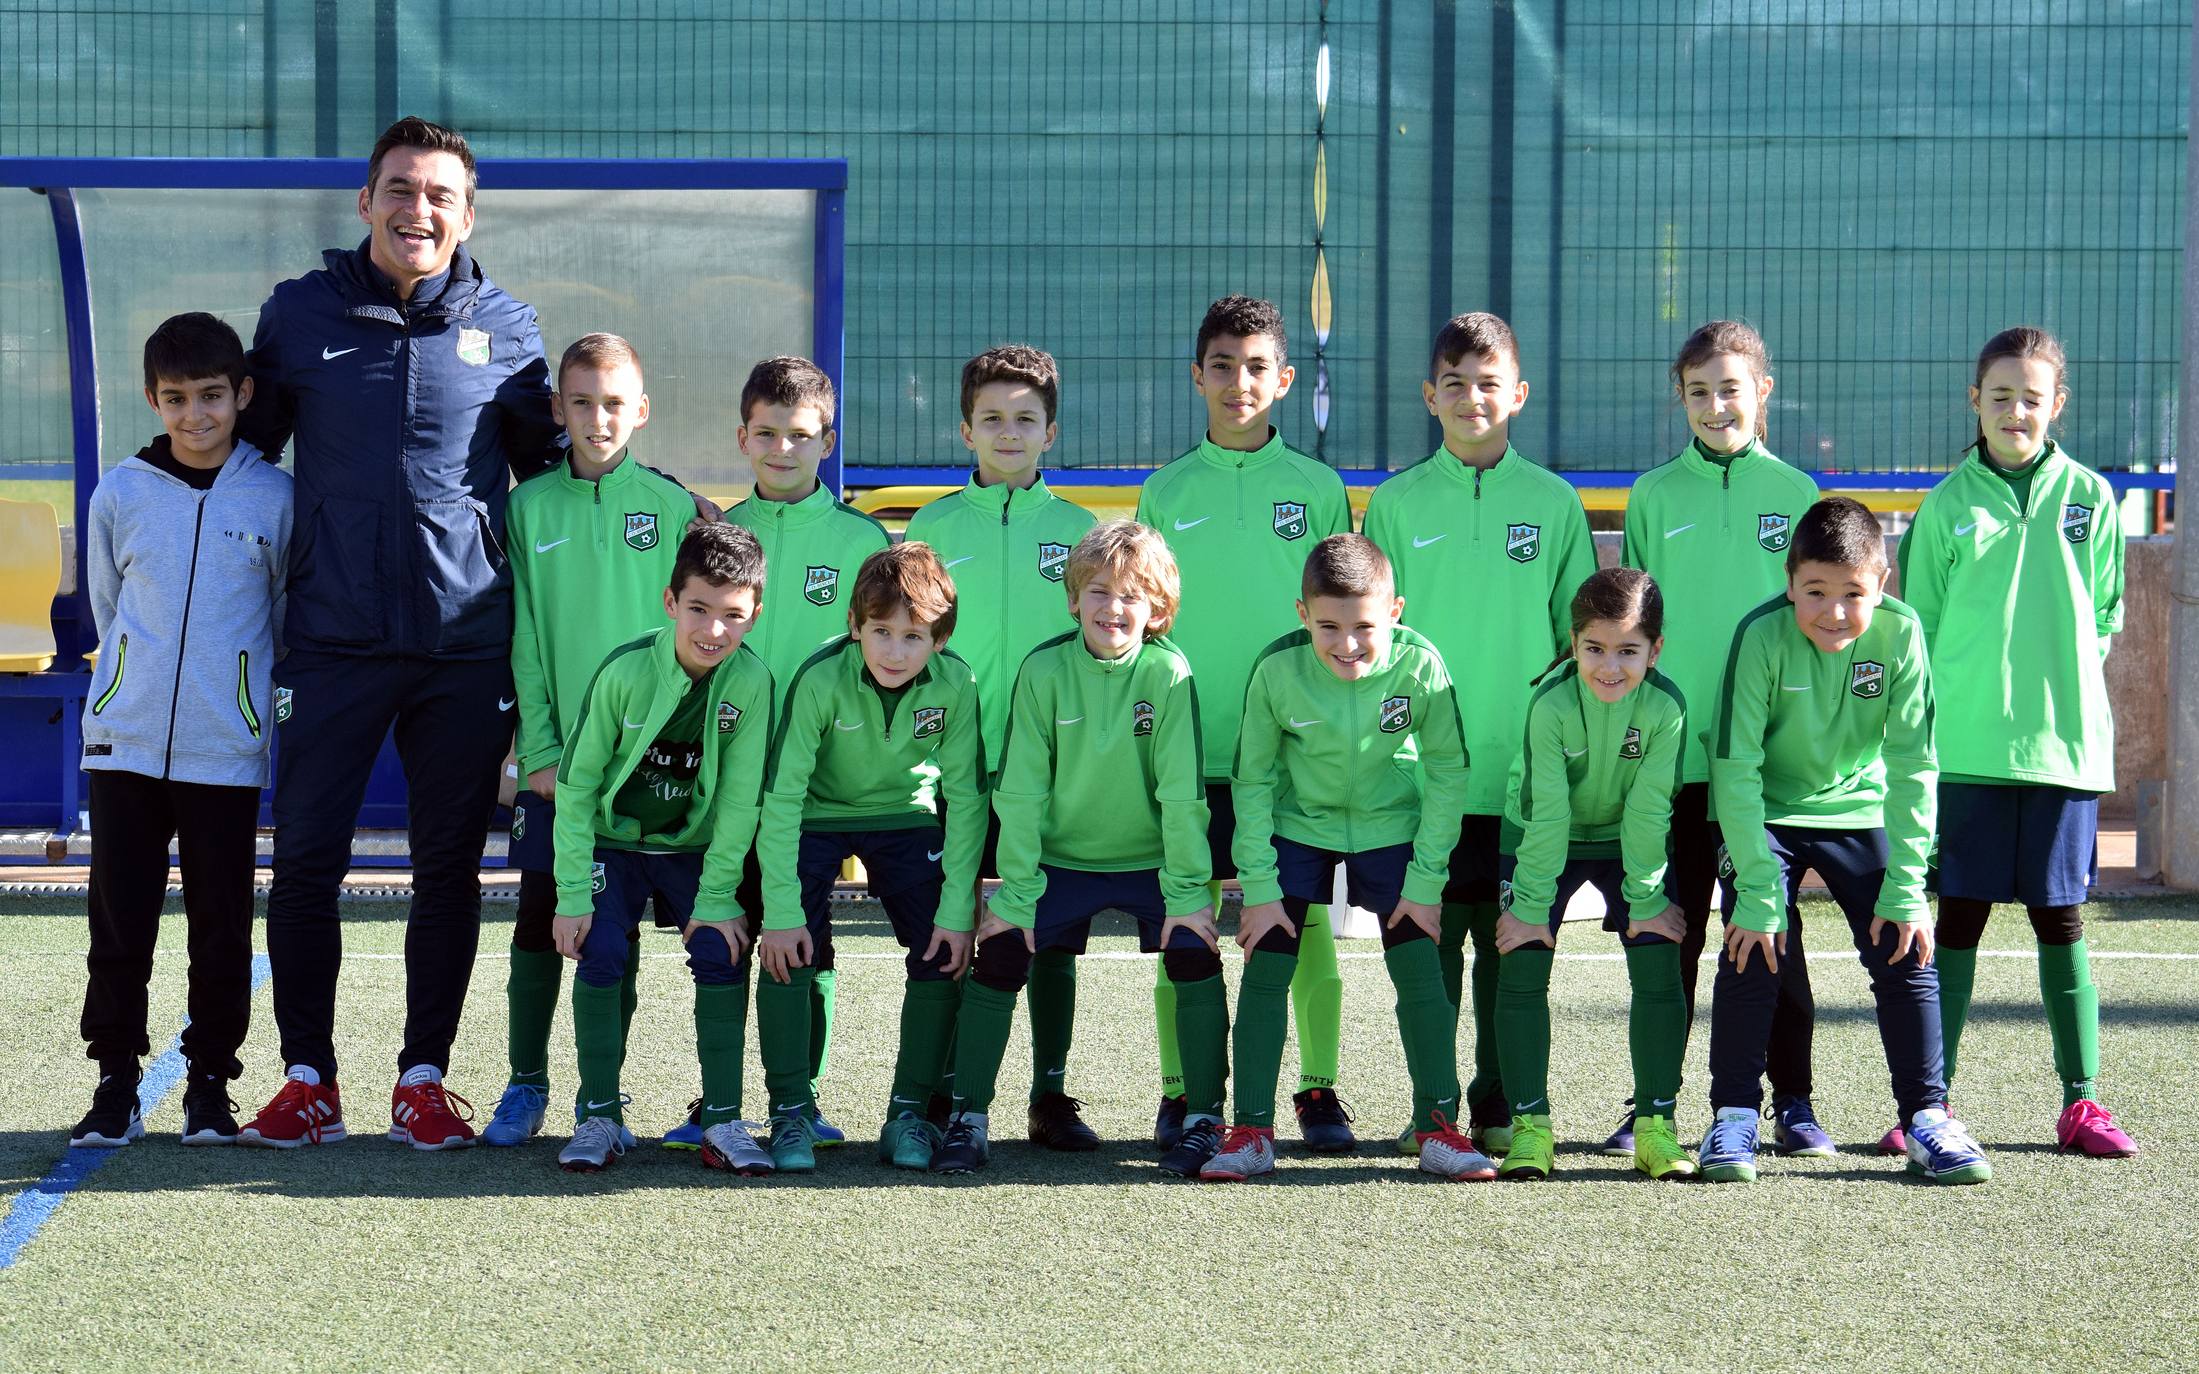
1267, 835, 1411, 914
1731, 824, 1890, 929
508, 788, 554, 873
1028, 865, 1193, 954
797, 824, 953, 980
1442, 813, 1504, 904
1935, 782, 2099, 907
1497, 852, 1673, 944
1204, 781, 1237, 880
578, 848, 745, 989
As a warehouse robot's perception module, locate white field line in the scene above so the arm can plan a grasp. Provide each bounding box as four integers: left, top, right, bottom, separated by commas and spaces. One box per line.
25, 948, 2199, 963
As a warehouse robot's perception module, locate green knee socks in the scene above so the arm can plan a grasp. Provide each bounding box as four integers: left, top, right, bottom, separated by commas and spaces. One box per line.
888, 977, 962, 1113
1438, 902, 1472, 1014
758, 967, 816, 1116
1292, 904, 1342, 1092
1493, 947, 1554, 1118
1172, 974, 1230, 1121
951, 977, 1018, 1116
505, 945, 562, 1087
572, 979, 625, 1122
2038, 938, 2101, 1106
1229, 948, 1299, 1127
694, 981, 747, 1127
618, 943, 639, 1069
1936, 943, 1979, 1086
1387, 939, 1462, 1132
1460, 902, 1505, 1114
1027, 947, 1077, 1101
1623, 941, 1686, 1111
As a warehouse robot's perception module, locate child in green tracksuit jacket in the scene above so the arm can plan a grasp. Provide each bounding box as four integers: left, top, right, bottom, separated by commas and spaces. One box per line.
904, 345, 1098, 1150
1363, 311, 1595, 1155
1618, 319, 1823, 1158
547, 525, 778, 1176
1191, 534, 1487, 1184
933, 521, 1212, 1176
1490, 568, 1692, 1182
493, 333, 703, 1148
1698, 499, 1988, 1187
1896, 326, 2135, 1158
753, 543, 986, 1175
1135, 295, 1356, 1155
725, 355, 893, 1144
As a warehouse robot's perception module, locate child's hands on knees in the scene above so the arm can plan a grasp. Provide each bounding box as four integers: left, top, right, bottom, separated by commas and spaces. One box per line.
1160, 905, 1219, 953
1871, 916, 1933, 967
923, 927, 973, 978
552, 913, 591, 961
1628, 902, 1687, 945
683, 916, 749, 963
977, 905, 1035, 953
1724, 924, 1785, 974
1494, 910, 1555, 953
1388, 898, 1443, 942
1236, 900, 1297, 953
758, 927, 812, 984
526, 766, 558, 801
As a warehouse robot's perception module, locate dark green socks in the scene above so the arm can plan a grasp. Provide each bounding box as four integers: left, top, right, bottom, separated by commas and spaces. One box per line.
2038, 938, 2101, 1106
694, 981, 747, 1127
1387, 939, 1461, 1132
1494, 947, 1554, 1118
505, 945, 562, 1087
1173, 974, 1230, 1121
1623, 941, 1686, 1111
888, 977, 961, 1114
952, 977, 1018, 1116
758, 967, 816, 1117
572, 979, 625, 1122
1027, 947, 1077, 1101
1230, 948, 1298, 1127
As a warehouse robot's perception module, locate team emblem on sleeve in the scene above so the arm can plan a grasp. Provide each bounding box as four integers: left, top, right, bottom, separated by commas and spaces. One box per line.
511, 805, 526, 840
590, 861, 607, 895
2061, 503, 2094, 544
1506, 523, 1540, 563
717, 702, 741, 735
1379, 695, 1412, 734
1132, 700, 1155, 737
1037, 542, 1070, 583
1757, 513, 1792, 552
623, 512, 660, 551
1620, 726, 1643, 760
456, 327, 491, 367
1497, 879, 1513, 914
1850, 660, 1885, 699
273, 686, 294, 725
803, 565, 841, 606
912, 706, 945, 739
1273, 502, 1308, 541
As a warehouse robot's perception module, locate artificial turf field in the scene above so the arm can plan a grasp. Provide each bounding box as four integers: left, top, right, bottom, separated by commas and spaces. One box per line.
1, 891, 2195, 1371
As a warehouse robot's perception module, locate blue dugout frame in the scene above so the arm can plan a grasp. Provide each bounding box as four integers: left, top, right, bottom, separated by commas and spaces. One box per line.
845, 465, 2177, 491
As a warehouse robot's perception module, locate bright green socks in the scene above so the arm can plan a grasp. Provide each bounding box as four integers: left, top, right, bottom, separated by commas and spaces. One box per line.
1229, 948, 1299, 1127
1461, 902, 1505, 1114
1622, 941, 1686, 1111
1493, 947, 1554, 1118
1437, 902, 1472, 1015
1027, 948, 1077, 1101
952, 978, 1018, 1115
1172, 974, 1230, 1121
505, 946, 562, 1087
888, 978, 961, 1113
2038, 938, 2101, 1106
1386, 939, 1462, 1132
572, 979, 625, 1122
1291, 904, 1343, 1092
758, 967, 815, 1116
808, 968, 837, 1098
1936, 944, 1980, 1086
694, 981, 747, 1127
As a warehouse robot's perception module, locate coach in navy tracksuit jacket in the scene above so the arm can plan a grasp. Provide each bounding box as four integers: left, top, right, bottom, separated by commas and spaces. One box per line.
237, 118, 566, 1132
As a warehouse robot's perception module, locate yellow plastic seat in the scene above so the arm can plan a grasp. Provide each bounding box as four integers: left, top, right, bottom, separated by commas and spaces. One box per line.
0, 498, 60, 673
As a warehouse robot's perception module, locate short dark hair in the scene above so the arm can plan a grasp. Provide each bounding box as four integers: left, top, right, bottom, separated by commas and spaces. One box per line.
851, 542, 957, 642
960, 344, 1060, 424
740, 355, 837, 428
670, 522, 767, 599
1568, 566, 1663, 642
143, 312, 246, 391
366, 116, 477, 207
1301, 533, 1393, 602
1195, 295, 1288, 367
558, 333, 643, 390
1787, 497, 1887, 577
1430, 311, 1521, 376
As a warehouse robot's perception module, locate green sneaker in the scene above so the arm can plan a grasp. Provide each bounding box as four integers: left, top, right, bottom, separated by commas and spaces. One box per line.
1632, 1114, 1697, 1180
1475, 1121, 1515, 1158
879, 1111, 941, 1170
767, 1111, 818, 1174
1393, 1122, 1419, 1156
1496, 1115, 1553, 1180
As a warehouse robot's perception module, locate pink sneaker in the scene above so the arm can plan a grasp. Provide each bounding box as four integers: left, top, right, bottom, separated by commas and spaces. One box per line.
2056, 1099, 2137, 1158
1876, 1125, 1907, 1156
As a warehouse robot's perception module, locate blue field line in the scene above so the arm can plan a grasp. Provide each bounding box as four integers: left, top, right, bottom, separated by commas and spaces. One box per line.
0, 951, 273, 1271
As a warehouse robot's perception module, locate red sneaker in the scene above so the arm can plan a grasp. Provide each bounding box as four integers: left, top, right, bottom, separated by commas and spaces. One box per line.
2056, 1099, 2137, 1158
237, 1076, 347, 1148
389, 1078, 478, 1151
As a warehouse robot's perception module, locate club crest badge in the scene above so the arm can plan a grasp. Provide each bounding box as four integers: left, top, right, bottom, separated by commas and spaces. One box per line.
1379, 695, 1412, 734
624, 512, 659, 551
717, 702, 741, 735
2061, 503, 2094, 544
1132, 700, 1155, 737
456, 327, 491, 367
590, 861, 607, 895
1620, 726, 1644, 760
803, 565, 840, 606
1498, 879, 1514, 914
511, 805, 526, 840
913, 706, 945, 739
1037, 542, 1070, 583
1273, 501, 1308, 541
1757, 513, 1792, 552
1850, 660, 1885, 699
1506, 523, 1540, 563
274, 686, 293, 725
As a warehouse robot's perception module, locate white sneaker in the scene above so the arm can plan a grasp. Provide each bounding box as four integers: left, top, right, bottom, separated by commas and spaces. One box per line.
559, 1114, 628, 1172
700, 1120, 775, 1176
1198, 1125, 1276, 1181
1417, 1120, 1498, 1181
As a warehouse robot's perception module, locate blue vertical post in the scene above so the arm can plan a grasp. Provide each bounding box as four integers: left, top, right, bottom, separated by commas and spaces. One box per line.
46, 186, 98, 667
814, 185, 847, 495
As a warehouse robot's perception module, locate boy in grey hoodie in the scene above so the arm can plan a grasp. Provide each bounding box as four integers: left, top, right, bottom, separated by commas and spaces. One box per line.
71, 313, 292, 1148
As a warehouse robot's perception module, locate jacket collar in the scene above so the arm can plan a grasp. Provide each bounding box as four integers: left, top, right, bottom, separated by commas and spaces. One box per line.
1675, 435, 1768, 479
122, 437, 265, 488
740, 480, 838, 528
1196, 427, 1288, 470
558, 452, 643, 493
956, 472, 1057, 517
1421, 443, 1524, 489
1075, 632, 1144, 675
1964, 437, 2063, 482
327, 239, 482, 324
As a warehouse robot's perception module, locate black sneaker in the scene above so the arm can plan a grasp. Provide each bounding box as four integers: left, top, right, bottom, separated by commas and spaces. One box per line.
1292, 1088, 1358, 1154
70, 1068, 144, 1147
1153, 1093, 1188, 1152
1027, 1091, 1101, 1152
931, 1114, 991, 1175
180, 1070, 241, 1146
1156, 1117, 1222, 1178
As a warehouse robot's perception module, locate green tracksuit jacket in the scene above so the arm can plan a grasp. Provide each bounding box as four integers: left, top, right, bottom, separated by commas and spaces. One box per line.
903, 474, 1096, 760
1621, 439, 1820, 783
550, 627, 775, 919
724, 484, 891, 705
989, 631, 1211, 928
1895, 441, 2122, 793
1501, 664, 1689, 927
1231, 624, 1470, 907
1136, 430, 1351, 779
507, 455, 697, 776
1365, 445, 1597, 814
759, 637, 986, 932
1708, 594, 1936, 934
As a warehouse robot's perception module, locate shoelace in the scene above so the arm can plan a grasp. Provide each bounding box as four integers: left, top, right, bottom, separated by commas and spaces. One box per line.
2062, 1099, 2115, 1134
265, 1077, 331, 1145
576, 1114, 625, 1158
1216, 1125, 1270, 1156
493, 1083, 548, 1123
682, 1097, 705, 1125
1420, 1109, 1477, 1154
1705, 1116, 1755, 1157
405, 1081, 476, 1125
1299, 1090, 1355, 1123
944, 1118, 980, 1147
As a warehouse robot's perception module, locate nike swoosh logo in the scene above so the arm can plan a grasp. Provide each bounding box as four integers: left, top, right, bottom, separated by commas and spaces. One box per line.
1651, 1097, 1676, 1108
775, 1102, 803, 1113
497, 697, 515, 712
1954, 522, 1978, 536
321, 346, 359, 361
1289, 717, 1322, 729
1563, 746, 1586, 758
926, 849, 945, 863
1412, 534, 1447, 549
585, 1098, 620, 1111
534, 538, 570, 553
623, 716, 647, 729
1174, 517, 1211, 531
834, 718, 863, 731
1781, 684, 1812, 692
944, 556, 975, 569
1056, 716, 1083, 726
1046, 1068, 1064, 1076
1664, 524, 1695, 539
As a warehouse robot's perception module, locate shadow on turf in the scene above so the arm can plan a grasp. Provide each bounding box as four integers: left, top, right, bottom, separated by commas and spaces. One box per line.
1803, 999, 2192, 1028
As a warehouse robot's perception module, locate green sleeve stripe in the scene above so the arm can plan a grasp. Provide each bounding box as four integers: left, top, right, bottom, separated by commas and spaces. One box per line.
834, 501, 893, 545
1642, 665, 1687, 718
1712, 596, 1788, 761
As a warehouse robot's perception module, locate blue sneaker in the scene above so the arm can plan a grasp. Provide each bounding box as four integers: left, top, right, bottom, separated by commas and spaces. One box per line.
1905, 1108, 1991, 1185
806, 1104, 846, 1148
1700, 1108, 1761, 1183
662, 1098, 705, 1151
574, 1102, 637, 1152
768, 1111, 819, 1173
1599, 1101, 1638, 1157
1771, 1096, 1837, 1157
481, 1081, 548, 1147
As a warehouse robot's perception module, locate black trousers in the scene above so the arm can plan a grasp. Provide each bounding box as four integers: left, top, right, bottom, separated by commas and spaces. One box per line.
266, 651, 512, 1080
80, 768, 260, 1078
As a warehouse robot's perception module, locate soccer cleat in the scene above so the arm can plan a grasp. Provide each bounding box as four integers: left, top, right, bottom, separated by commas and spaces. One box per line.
1632, 1115, 1697, 1180
70, 1070, 144, 1148
1905, 1109, 1991, 1184
481, 1082, 549, 1147
932, 1114, 992, 1175
700, 1120, 775, 1176
237, 1073, 346, 1148
1599, 1102, 1638, 1157
661, 1098, 705, 1150
388, 1078, 477, 1151
574, 1102, 637, 1152
1497, 1115, 1555, 1180
1153, 1094, 1188, 1152
1156, 1118, 1223, 1179
1474, 1121, 1515, 1159
1027, 1092, 1101, 1152
878, 1112, 940, 1170
768, 1111, 819, 1173
1199, 1125, 1277, 1182
809, 1104, 848, 1148
2056, 1099, 2138, 1158
1770, 1097, 1837, 1158
1699, 1109, 1761, 1183
1393, 1122, 1420, 1156
558, 1114, 627, 1172
179, 1071, 240, 1146
1876, 1125, 1908, 1156
1292, 1089, 1358, 1154
1415, 1112, 1498, 1182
